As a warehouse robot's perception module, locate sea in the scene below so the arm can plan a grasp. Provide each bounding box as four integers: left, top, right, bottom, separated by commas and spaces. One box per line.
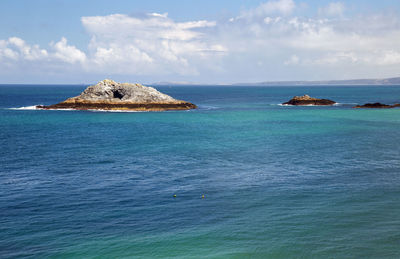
1, 84, 400, 258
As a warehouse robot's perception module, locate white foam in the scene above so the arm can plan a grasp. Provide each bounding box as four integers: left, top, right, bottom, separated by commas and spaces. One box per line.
8, 106, 82, 111
198, 105, 219, 110
9, 105, 39, 110
333, 102, 358, 106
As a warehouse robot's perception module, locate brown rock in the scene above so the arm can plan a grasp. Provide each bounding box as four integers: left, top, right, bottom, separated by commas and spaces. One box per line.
353, 102, 399, 108
282, 95, 336, 106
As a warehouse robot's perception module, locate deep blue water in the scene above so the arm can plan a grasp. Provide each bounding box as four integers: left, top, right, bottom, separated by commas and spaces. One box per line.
1, 85, 400, 258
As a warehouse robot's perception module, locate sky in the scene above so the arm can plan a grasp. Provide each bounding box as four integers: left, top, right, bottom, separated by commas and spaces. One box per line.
1, 0, 400, 84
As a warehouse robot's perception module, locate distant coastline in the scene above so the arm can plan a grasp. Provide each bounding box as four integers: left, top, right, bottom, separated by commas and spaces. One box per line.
152, 76, 400, 86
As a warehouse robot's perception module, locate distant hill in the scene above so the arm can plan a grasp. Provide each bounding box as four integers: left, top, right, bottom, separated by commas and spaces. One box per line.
233, 77, 400, 86
153, 77, 400, 86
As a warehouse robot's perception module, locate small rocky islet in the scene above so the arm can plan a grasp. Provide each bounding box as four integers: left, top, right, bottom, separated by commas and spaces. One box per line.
282, 94, 400, 108
37, 79, 197, 111
353, 103, 400, 108
282, 95, 336, 106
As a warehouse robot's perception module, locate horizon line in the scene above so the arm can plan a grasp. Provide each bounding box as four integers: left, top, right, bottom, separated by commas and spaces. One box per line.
1, 75, 400, 86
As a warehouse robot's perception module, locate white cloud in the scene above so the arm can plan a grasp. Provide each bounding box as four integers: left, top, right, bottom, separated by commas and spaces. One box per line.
376, 51, 400, 65
81, 12, 224, 75
0, 40, 18, 61
258, 0, 296, 15
0, 37, 48, 61
238, 0, 296, 20
318, 2, 345, 17
308, 52, 358, 65
51, 37, 86, 63
0, 36, 86, 66
264, 16, 282, 24
81, 13, 216, 42
284, 55, 300, 65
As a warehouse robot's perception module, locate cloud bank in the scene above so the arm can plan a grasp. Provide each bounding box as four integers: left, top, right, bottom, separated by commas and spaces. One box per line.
81, 13, 224, 75
2, 0, 400, 83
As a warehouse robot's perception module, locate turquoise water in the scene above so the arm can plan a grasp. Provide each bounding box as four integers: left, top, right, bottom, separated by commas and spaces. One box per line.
1, 85, 400, 258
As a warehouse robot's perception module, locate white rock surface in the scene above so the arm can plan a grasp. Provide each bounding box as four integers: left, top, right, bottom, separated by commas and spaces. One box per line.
71, 79, 178, 103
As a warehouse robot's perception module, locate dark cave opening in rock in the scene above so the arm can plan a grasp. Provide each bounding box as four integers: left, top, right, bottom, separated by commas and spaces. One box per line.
112, 90, 124, 99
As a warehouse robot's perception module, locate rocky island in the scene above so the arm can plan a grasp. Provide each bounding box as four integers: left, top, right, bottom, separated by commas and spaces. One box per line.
282, 95, 336, 106
37, 79, 197, 111
353, 103, 400, 108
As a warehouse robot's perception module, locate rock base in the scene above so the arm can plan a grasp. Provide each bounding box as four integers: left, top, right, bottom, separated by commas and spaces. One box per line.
36, 102, 197, 111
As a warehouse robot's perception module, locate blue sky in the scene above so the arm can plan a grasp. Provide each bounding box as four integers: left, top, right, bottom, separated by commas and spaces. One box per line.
1, 0, 400, 84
